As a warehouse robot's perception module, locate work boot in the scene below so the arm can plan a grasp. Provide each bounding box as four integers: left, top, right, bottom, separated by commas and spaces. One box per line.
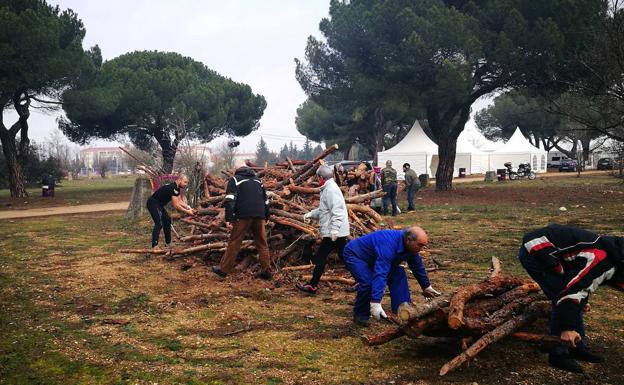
211, 265, 227, 278
548, 353, 584, 373
353, 316, 370, 327
165, 243, 171, 248
296, 281, 318, 295
255, 271, 272, 281
571, 347, 605, 363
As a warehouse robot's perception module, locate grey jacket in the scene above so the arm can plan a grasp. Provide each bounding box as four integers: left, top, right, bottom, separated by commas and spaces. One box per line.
309, 179, 350, 238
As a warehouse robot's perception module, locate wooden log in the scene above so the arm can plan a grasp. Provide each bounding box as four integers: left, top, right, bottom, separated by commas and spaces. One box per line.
510, 332, 560, 345
345, 190, 385, 204
362, 327, 405, 346
197, 207, 221, 216
199, 195, 225, 206
447, 276, 526, 330
284, 185, 320, 195
180, 218, 215, 231
270, 216, 318, 237
397, 297, 451, 325
276, 144, 338, 188
179, 233, 229, 242
439, 302, 548, 376
281, 264, 314, 272
301, 274, 355, 285
347, 204, 383, 223
463, 293, 545, 333
403, 308, 450, 338
269, 208, 305, 223
270, 195, 308, 213
462, 282, 540, 319
489, 256, 502, 278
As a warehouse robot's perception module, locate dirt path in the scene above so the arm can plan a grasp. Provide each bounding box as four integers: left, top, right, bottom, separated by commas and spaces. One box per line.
0, 201, 128, 219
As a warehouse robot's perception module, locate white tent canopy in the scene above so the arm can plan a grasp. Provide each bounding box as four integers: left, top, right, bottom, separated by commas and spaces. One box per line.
377, 121, 438, 178
488, 127, 548, 172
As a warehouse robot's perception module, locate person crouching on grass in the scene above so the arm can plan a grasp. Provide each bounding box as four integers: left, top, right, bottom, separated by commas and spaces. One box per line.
296, 165, 350, 294
518, 224, 624, 373
147, 174, 196, 250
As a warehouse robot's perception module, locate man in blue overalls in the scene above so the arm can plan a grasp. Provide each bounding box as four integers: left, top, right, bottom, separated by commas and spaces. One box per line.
343, 226, 442, 326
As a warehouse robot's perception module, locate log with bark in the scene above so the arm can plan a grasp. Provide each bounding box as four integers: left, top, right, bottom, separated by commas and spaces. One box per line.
363, 257, 551, 377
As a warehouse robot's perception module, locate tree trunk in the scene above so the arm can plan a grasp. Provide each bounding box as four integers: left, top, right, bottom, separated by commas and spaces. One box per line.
0, 132, 28, 197
161, 141, 177, 174
431, 105, 471, 192
435, 134, 459, 191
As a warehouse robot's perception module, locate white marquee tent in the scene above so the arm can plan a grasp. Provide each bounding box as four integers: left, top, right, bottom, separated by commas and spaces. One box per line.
377, 121, 438, 178
488, 127, 548, 173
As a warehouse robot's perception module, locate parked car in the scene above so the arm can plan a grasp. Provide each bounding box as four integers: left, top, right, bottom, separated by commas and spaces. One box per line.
597, 158, 615, 170
559, 159, 578, 172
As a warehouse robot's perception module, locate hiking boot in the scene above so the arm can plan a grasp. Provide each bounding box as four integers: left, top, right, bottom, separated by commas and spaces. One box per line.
353, 316, 370, 327
211, 265, 227, 278
571, 347, 605, 363
255, 271, 272, 281
296, 282, 318, 295
548, 353, 584, 373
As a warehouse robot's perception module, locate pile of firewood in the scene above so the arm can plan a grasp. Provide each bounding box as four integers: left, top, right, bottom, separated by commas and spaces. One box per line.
119, 144, 387, 276
363, 257, 553, 376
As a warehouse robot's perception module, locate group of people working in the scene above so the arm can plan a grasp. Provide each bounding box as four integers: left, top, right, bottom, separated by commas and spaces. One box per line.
147, 166, 624, 374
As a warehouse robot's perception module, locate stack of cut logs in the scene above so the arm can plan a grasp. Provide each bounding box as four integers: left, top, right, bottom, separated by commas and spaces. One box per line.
120, 144, 387, 275
363, 257, 553, 376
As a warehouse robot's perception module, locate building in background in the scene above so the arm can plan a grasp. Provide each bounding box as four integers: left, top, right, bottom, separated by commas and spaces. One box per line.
79, 147, 131, 175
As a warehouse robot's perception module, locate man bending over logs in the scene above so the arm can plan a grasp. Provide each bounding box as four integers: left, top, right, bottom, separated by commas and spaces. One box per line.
211, 167, 272, 280
296, 165, 350, 294
518, 224, 624, 373
343, 226, 442, 326
147, 174, 196, 249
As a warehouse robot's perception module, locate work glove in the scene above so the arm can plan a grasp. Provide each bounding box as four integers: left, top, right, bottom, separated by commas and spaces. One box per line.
303, 212, 312, 224
369, 302, 387, 320
330, 230, 339, 242
266, 191, 277, 200
423, 286, 442, 298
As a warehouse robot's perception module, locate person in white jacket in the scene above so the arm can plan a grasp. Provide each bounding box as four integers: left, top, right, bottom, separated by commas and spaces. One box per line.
296, 164, 350, 294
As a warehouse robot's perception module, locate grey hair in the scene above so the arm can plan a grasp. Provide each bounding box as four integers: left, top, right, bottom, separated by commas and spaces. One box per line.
403, 228, 418, 241
316, 165, 334, 179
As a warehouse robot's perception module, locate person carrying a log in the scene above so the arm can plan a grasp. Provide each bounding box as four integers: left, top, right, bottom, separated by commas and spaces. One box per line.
211, 166, 272, 280
343, 226, 442, 326
147, 174, 196, 249
296, 165, 350, 294
381, 160, 398, 216
402, 163, 420, 212
518, 224, 624, 373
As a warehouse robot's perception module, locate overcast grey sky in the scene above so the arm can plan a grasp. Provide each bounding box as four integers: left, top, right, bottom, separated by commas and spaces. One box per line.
4, 1, 491, 153
5, 0, 330, 152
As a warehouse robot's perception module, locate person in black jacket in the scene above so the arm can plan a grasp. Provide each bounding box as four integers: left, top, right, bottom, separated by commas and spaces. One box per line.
147, 174, 196, 248
211, 167, 272, 280
518, 224, 624, 373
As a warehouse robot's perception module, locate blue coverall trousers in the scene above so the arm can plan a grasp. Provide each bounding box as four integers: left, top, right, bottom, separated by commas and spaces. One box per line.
344, 248, 411, 321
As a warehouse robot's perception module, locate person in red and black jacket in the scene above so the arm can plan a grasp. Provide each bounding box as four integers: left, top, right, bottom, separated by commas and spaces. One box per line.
519, 224, 624, 373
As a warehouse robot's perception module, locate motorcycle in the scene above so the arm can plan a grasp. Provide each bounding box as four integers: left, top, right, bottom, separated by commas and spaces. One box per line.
504, 162, 536, 180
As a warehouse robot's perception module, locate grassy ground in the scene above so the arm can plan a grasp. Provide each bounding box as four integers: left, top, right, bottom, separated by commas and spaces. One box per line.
1, 175, 623, 385
0, 177, 135, 210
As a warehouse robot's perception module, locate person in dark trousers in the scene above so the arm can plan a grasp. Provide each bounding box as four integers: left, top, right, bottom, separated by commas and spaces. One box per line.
343, 227, 442, 326
212, 166, 272, 280
296, 165, 350, 294
381, 160, 398, 216
402, 163, 420, 211
147, 174, 195, 248
518, 224, 624, 373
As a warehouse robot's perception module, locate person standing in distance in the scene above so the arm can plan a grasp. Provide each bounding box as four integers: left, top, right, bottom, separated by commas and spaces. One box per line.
381, 160, 398, 216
